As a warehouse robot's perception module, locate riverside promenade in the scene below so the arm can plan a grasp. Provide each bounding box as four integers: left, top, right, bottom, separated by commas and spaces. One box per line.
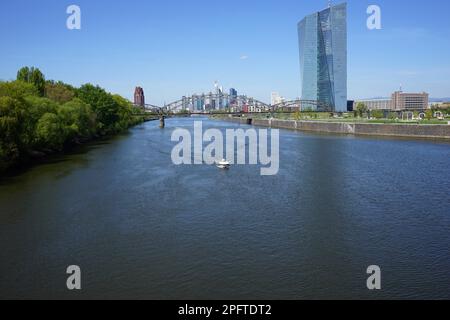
222, 118, 450, 140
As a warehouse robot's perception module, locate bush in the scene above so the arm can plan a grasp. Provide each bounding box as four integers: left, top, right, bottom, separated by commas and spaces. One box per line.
371, 110, 384, 119
388, 112, 397, 120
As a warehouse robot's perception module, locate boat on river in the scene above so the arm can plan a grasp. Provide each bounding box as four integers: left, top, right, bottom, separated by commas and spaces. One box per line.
216, 159, 231, 169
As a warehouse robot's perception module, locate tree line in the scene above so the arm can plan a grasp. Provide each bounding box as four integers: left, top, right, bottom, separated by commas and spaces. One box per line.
0, 67, 144, 172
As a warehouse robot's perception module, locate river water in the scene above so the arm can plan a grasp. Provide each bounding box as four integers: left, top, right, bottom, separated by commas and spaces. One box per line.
0, 118, 449, 299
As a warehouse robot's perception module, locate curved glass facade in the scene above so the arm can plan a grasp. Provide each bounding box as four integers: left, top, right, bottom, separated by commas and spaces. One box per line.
298, 3, 347, 112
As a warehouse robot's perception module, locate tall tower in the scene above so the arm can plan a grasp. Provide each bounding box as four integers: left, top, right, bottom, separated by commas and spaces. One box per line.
229, 88, 238, 106
298, 2, 347, 112
134, 87, 145, 107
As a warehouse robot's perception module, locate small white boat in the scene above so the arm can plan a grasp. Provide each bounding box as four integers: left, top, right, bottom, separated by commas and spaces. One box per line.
216, 159, 231, 169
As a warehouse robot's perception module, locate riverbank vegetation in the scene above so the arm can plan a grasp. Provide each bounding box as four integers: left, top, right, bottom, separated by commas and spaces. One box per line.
0, 67, 144, 173
243, 107, 449, 125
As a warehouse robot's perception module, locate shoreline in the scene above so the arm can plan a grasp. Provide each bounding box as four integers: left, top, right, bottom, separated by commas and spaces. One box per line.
0, 120, 153, 178
217, 117, 450, 141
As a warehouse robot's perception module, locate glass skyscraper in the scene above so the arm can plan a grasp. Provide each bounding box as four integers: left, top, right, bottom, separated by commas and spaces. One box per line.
298, 3, 347, 112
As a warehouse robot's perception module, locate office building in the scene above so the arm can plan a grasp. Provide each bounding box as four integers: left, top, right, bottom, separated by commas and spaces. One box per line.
355, 91, 429, 111
229, 88, 238, 106
271, 92, 284, 106
391, 91, 429, 110
298, 2, 347, 112
355, 99, 393, 111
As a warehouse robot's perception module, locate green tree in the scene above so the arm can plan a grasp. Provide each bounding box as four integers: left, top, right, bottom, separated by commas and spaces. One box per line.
16, 67, 30, 83
59, 98, 96, 140
112, 94, 136, 130
0, 81, 39, 99
1, 68, 144, 173
76, 84, 120, 134
0, 96, 27, 164
35, 113, 67, 151
16, 67, 46, 96
45, 81, 76, 103
356, 102, 368, 118
23, 96, 59, 147
425, 109, 434, 121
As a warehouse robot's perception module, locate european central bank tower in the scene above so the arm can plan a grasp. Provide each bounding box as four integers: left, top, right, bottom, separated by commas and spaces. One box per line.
298, 3, 347, 112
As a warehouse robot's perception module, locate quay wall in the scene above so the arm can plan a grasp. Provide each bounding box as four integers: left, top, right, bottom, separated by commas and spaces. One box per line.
219, 118, 450, 140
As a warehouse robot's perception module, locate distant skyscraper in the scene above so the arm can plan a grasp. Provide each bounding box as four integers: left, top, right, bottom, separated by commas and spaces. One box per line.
271, 92, 283, 106
298, 2, 347, 112
181, 96, 189, 111
134, 87, 145, 107
229, 88, 238, 105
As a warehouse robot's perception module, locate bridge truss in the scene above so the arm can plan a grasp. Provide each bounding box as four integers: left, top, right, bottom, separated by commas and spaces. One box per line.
135, 95, 333, 115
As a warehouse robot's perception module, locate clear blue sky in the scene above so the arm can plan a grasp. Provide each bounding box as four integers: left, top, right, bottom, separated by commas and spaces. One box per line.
1, 0, 449, 105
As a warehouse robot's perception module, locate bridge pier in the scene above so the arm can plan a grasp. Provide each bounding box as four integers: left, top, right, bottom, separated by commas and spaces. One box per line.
159, 116, 165, 129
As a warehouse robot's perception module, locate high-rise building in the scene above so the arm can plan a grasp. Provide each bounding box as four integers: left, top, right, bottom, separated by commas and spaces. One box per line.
200, 94, 206, 111
271, 92, 284, 106
134, 87, 145, 107
229, 88, 238, 106
181, 96, 190, 111
298, 2, 347, 112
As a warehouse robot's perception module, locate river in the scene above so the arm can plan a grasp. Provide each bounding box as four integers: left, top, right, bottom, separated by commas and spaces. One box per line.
0, 118, 449, 299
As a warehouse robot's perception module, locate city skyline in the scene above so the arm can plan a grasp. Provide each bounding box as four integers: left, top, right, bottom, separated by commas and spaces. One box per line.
1, 0, 450, 105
